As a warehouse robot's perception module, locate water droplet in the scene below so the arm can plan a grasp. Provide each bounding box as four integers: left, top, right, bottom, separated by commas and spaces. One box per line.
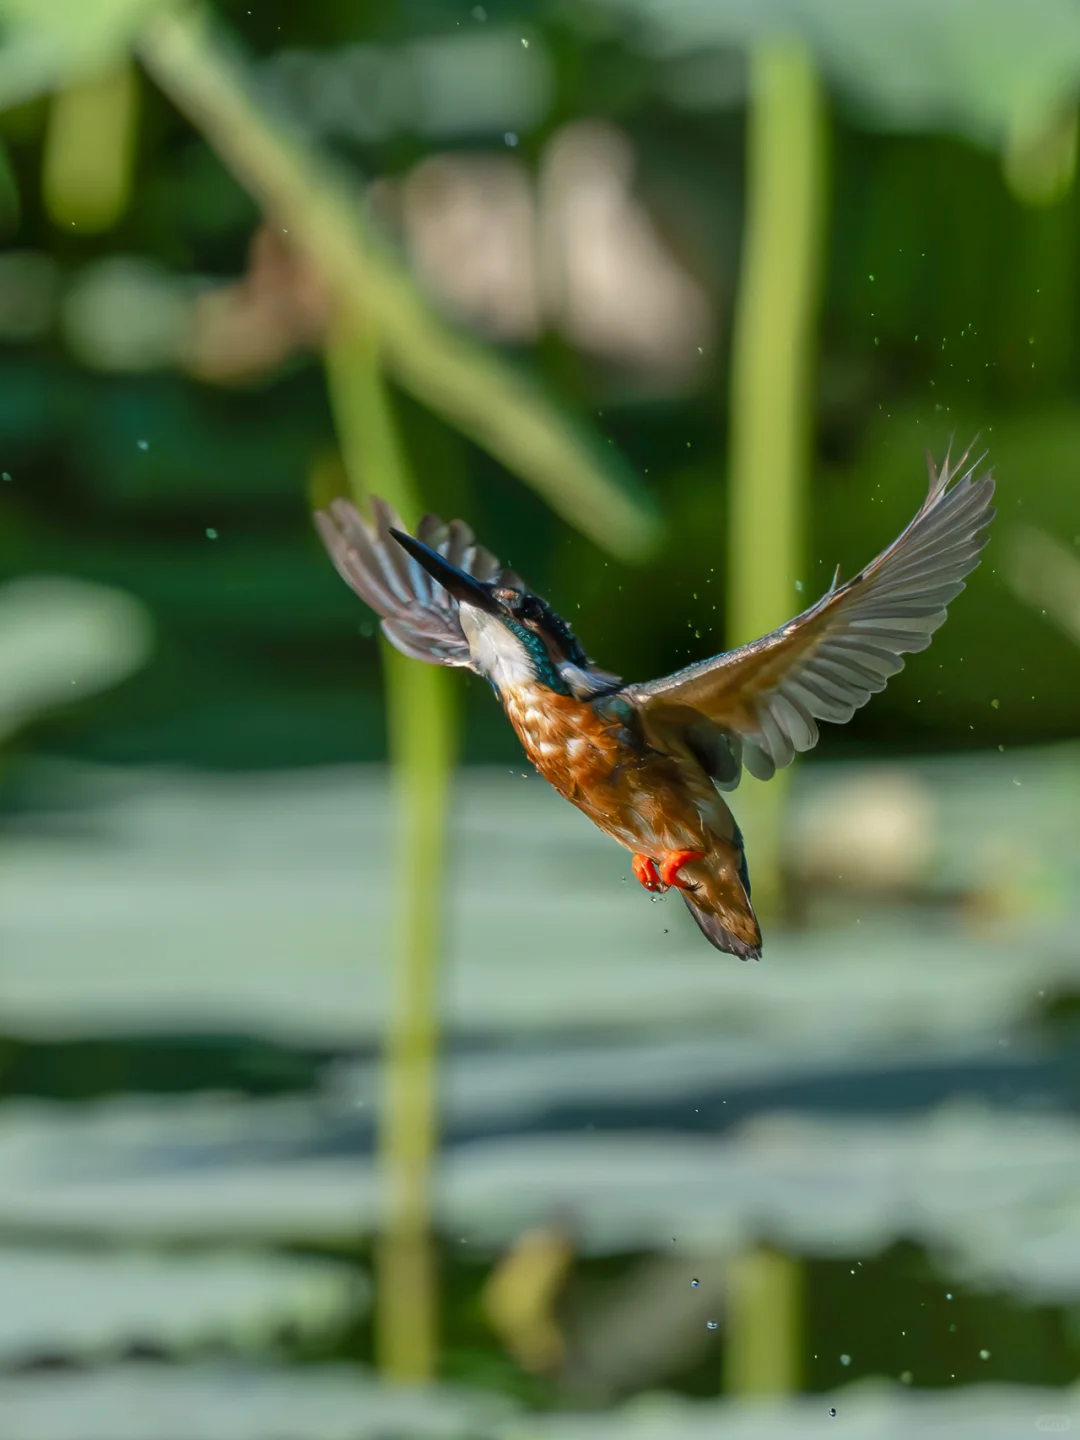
900, 1370, 913, 1385
840, 1354, 851, 1366
1, 471, 9, 482
991, 698, 1000, 709
980, 1349, 990, 1360
945, 1293, 952, 1300
205, 527, 218, 540
504, 131, 518, 146
706, 1319, 718, 1330
829, 1408, 837, 1418
137, 439, 149, 451
690, 1278, 700, 1288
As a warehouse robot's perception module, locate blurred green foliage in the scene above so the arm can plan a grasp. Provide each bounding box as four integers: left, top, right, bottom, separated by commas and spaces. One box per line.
0, 0, 1075, 770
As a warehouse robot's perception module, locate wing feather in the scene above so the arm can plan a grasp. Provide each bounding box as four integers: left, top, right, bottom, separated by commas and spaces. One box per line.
623, 442, 996, 788
315, 496, 520, 668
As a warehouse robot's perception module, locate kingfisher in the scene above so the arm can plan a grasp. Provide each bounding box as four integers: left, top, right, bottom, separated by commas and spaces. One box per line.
316, 444, 994, 959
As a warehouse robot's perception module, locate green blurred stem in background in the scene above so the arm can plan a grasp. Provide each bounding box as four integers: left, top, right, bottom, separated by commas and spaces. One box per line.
723, 41, 824, 1398
724, 1245, 802, 1396
726, 40, 827, 923
43, 62, 138, 232
326, 330, 455, 1384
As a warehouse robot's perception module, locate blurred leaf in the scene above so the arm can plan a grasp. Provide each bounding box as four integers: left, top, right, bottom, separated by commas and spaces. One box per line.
597, 0, 1080, 149
0, 574, 153, 739
1005, 524, 1080, 649
0, 0, 166, 110
482, 1226, 573, 1374
135, 6, 662, 561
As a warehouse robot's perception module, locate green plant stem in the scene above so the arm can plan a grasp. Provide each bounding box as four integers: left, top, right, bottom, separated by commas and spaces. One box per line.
326, 329, 455, 1384
726, 40, 827, 919
723, 1245, 802, 1396
42, 61, 138, 232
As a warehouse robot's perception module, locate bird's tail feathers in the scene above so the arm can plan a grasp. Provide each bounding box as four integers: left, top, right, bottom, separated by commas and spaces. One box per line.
678, 847, 761, 961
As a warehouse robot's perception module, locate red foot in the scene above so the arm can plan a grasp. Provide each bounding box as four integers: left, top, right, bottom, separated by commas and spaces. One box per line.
659, 849, 705, 890
632, 854, 664, 892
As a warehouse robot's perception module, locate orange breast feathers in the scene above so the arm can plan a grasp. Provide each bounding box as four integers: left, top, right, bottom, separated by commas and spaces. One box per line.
501, 686, 627, 798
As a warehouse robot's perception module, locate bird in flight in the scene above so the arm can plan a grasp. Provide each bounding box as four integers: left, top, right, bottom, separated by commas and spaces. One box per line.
316, 444, 994, 959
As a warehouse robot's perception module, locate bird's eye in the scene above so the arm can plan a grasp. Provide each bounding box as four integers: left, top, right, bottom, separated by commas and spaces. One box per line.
516, 595, 543, 623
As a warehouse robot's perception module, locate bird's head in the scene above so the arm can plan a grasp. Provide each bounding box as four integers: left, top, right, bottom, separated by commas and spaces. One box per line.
390, 527, 600, 696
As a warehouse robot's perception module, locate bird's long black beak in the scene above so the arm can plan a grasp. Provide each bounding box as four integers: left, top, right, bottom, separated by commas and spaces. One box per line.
389, 528, 501, 614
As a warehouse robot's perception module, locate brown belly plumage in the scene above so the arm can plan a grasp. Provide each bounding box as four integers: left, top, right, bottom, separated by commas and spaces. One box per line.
499, 682, 761, 958
501, 685, 725, 853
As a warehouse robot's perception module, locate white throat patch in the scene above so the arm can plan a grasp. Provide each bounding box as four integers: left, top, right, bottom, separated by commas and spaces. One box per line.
458, 605, 535, 691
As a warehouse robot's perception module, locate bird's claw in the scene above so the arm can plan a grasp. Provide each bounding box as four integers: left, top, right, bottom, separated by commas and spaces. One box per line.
632, 849, 706, 893
658, 849, 705, 890
632, 854, 664, 892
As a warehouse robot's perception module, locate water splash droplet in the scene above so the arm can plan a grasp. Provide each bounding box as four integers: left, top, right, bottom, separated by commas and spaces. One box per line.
690, 1278, 700, 1288
706, 1319, 718, 1330
137, 439, 149, 451
840, 1354, 851, 1366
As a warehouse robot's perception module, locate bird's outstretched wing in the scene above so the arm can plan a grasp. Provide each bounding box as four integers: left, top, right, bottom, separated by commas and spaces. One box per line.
315, 496, 523, 666
621, 443, 996, 787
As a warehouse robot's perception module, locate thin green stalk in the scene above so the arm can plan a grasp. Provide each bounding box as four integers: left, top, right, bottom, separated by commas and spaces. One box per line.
723, 1245, 802, 1396
726, 40, 827, 920
722, 43, 824, 1399
326, 329, 455, 1384
42, 61, 139, 232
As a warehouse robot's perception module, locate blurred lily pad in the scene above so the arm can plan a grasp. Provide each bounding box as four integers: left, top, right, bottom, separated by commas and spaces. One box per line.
0, 1247, 363, 1363
0, 575, 153, 740
596, 0, 1080, 147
